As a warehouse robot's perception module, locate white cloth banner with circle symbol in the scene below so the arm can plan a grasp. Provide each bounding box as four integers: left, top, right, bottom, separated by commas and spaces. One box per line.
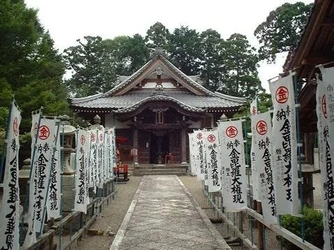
250, 97, 260, 202
204, 129, 221, 192
218, 119, 247, 212
193, 130, 206, 180
97, 129, 104, 187
269, 73, 299, 215
317, 66, 334, 250
74, 129, 89, 213
0, 101, 21, 250
24, 117, 57, 247
88, 130, 97, 189
252, 111, 277, 225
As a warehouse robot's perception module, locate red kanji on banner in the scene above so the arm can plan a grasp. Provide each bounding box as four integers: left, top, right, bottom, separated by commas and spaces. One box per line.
275, 86, 289, 104
197, 132, 203, 140
39, 125, 50, 140
207, 134, 216, 142
225, 126, 238, 138
256, 120, 268, 135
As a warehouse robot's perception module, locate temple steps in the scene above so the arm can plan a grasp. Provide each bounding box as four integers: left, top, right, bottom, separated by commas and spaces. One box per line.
133, 164, 188, 176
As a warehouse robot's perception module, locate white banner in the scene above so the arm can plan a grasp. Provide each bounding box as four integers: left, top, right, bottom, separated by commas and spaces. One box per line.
74, 129, 89, 213
252, 111, 277, 224
97, 130, 104, 187
250, 97, 260, 201
204, 130, 221, 192
194, 130, 206, 180
88, 130, 97, 189
47, 121, 61, 219
219, 120, 247, 212
0, 101, 21, 250
269, 74, 299, 215
317, 67, 334, 249
188, 132, 197, 176
33, 118, 57, 232
105, 128, 115, 180
23, 112, 41, 247
202, 130, 210, 185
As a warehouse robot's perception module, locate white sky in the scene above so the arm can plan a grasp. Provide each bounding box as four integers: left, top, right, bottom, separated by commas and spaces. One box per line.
24, 0, 314, 92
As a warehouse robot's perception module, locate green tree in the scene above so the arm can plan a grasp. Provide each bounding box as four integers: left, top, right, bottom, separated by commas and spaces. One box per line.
199, 29, 225, 91
0, 0, 40, 91
119, 34, 150, 74
145, 22, 170, 50
222, 33, 264, 99
254, 2, 313, 63
0, 0, 68, 133
168, 26, 201, 75
63, 36, 117, 97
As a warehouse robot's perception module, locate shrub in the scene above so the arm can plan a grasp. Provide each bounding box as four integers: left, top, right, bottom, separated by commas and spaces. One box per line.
281, 206, 323, 248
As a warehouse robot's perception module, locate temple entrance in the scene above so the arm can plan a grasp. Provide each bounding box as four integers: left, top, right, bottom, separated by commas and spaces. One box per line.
150, 133, 169, 164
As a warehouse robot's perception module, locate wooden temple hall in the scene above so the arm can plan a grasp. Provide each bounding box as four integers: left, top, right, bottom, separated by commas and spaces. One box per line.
68, 49, 245, 165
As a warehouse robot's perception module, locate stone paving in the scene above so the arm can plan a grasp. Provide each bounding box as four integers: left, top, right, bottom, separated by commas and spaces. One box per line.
110, 175, 231, 250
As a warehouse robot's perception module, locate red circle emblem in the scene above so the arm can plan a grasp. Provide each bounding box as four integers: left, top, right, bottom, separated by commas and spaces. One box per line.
226, 126, 238, 138
256, 120, 268, 135
207, 134, 216, 143
38, 125, 50, 140
197, 132, 203, 140
80, 135, 86, 145
13, 117, 19, 136
275, 86, 289, 104
91, 133, 95, 142
322, 95, 327, 119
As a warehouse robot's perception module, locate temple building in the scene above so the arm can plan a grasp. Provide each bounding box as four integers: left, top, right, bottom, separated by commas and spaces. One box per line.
68, 50, 245, 165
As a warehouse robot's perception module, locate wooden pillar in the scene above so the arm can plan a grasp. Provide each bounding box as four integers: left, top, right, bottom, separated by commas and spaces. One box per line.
257, 201, 264, 250
181, 127, 187, 165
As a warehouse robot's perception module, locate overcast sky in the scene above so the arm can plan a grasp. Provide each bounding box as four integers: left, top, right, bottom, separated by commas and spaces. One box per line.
24, 0, 314, 92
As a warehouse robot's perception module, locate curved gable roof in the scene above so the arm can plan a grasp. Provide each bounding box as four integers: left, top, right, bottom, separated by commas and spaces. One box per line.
69, 51, 246, 113
101, 53, 213, 97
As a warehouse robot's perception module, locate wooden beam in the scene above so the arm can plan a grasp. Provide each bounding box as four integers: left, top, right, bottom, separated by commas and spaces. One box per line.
321, 16, 334, 26
302, 51, 334, 65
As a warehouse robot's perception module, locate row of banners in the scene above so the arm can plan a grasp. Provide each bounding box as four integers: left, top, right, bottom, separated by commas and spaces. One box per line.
1, 66, 334, 249
188, 67, 334, 249
0, 110, 117, 249
188, 72, 299, 223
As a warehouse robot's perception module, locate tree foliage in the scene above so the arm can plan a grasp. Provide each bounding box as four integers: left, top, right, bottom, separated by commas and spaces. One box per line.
168, 26, 202, 75
63, 36, 117, 97
145, 22, 170, 50
63, 35, 150, 97
222, 34, 263, 98
0, 0, 68, 133
199, 29, 225, 91
254, 2, 313, 63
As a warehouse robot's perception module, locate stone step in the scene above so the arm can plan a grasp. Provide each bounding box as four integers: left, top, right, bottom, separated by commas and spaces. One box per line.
133, 165, 188, 176
134, 171, 187, 176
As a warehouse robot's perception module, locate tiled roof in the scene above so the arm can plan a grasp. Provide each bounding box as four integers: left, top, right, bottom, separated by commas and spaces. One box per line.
70, 89, 245, 112
69, 52, 246, 113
